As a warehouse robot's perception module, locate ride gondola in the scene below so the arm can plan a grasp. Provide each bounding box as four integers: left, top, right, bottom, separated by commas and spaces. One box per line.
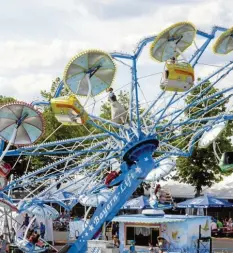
150, 22, 196, 92
51, 95, 88, 125
219, 152, 233, 173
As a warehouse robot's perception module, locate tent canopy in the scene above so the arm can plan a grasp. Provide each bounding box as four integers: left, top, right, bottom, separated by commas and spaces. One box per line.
177, 194, 233, 208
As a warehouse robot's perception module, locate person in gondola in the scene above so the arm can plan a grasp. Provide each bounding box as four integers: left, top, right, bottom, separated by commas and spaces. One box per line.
154, 184, 172, 204
105, 170, 121, 187
165, 57, 176, 79
106, 88, 127, 124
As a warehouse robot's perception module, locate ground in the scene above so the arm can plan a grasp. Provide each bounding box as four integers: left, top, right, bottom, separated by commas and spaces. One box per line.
53, 231, 233, 251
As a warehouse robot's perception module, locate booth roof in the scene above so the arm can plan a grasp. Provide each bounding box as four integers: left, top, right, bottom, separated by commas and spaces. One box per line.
112, 214, 189, 224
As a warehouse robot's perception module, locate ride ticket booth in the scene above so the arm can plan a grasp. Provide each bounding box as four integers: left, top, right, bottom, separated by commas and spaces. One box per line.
112, 213, 211, 253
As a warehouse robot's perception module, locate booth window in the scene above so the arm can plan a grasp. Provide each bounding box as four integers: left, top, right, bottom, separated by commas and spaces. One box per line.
126, 226, 159, 246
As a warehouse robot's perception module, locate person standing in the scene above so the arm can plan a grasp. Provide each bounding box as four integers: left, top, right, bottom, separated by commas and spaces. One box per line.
40, 222, 46, 239
0, 235, 7, 253
21, 213, 30, 229
113, 235, 120, 248
106, 88, 127, 124
10, 228, 16, 243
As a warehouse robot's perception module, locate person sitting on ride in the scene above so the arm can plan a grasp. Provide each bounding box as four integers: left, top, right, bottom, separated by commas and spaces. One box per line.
28, 231, 35, 243
154, 184, 172, 204
107, 87, 117, 103
165, 57, 176, 79
105, 170, 121, 187
33, 233, 40, 245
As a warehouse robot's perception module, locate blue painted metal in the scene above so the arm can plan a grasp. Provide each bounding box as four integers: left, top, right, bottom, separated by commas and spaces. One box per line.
129, 67, 134, 126
192, 95, 232, 118
190, 36, 214, 67
134, 36, 155, 59
159, 87, 233, 139
88, 120, 126, 143
4, 149, 117, 157
4, 25, 233, 253
31, 101, 50, 106
196, 29, 214, 39
213, 26, 228, 32
54, 80, 65, 98
140, 90, 165, 118
132, 58, 141, 138
111, 52, 133, 60
148, 61, 233, 123
15, 134, 108, 151
89, 115, 125, 129
69, 140, 158, 253
151, 92, 177, 132
0, 139, 4, 156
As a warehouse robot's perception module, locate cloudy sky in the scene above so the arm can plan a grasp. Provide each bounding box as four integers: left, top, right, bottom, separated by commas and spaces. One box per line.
0, 0, 233, 109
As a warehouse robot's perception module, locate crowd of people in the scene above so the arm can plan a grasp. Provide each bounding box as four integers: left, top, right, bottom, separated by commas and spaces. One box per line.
21, 213, 46, 240
211, 217, 233, 236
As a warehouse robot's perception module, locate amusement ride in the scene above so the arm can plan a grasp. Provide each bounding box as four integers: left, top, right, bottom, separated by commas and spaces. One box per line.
1, 22, 233, 252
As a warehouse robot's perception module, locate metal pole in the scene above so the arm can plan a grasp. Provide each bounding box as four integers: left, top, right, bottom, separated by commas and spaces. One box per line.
132, 58, 141, 138
0, 127, 17, 161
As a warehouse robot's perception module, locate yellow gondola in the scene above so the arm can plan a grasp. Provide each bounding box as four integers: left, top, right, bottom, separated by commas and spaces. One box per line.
161, 61, 194, 92
51, 95, 88, 125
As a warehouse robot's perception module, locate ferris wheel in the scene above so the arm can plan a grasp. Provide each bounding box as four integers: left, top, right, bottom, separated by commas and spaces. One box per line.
1, 22, 233, 253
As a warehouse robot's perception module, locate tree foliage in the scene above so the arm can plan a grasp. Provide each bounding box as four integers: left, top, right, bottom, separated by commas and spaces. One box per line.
174, 79, 233, 196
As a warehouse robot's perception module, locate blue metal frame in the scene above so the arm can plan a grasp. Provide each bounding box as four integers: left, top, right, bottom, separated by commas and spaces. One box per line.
1, 25, 233, 253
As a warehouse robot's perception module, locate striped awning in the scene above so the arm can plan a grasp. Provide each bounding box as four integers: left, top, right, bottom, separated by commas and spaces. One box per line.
112, 214, 185, 224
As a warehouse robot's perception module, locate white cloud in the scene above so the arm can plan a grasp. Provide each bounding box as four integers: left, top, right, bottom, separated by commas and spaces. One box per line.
0, 0, 233, 105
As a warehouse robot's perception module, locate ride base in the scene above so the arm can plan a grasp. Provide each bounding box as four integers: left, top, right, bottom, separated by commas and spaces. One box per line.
68, 139, 158, 253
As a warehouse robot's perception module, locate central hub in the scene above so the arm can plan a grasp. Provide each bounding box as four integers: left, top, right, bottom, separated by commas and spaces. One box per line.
123, 138, 159, 164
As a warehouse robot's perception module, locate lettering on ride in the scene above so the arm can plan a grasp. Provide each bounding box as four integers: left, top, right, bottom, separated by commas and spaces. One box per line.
93, 171, 136, 227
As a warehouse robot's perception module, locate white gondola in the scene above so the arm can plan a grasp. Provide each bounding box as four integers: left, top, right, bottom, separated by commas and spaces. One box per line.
16, 237, 47, 253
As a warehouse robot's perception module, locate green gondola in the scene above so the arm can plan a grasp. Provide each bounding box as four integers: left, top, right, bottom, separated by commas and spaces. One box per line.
219, 152, 233, 172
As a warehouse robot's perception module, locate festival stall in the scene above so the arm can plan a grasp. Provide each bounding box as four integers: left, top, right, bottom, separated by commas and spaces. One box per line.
113, 214, 211, 253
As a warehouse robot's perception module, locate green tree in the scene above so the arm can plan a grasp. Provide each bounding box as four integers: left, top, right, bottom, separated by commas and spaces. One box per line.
174, 79, 233, 196
0, 95, 15, 105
